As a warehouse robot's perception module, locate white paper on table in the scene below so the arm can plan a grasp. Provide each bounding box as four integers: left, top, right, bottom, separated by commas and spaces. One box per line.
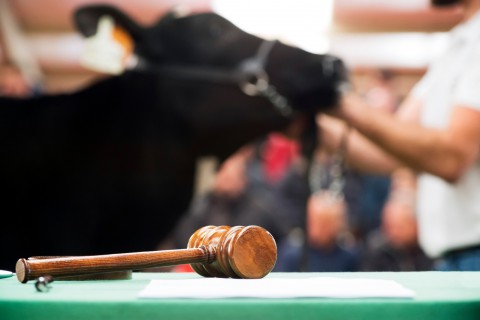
138, 276, 415, 299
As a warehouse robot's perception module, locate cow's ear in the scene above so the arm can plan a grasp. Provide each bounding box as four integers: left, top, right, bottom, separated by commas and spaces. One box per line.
74, 5, 145, 74
74, 5, 143, 44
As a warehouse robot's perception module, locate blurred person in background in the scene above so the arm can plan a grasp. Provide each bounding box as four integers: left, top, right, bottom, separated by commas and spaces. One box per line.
363, 69, 399, 114
172, 131, 309, 249
360, 169, 433, 271
0, 0, 43, 97
0, 63, 31, 97
274, 190, 359, 272
318, 0, 480, 271
343, 69, 400, 244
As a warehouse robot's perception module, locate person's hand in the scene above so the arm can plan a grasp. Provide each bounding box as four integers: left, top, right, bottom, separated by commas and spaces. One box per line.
316, 113, 349, 154
317, 90, 373, 154
0, 65, 31, 97
324, 90, 369, 122
212, 146, 252, 198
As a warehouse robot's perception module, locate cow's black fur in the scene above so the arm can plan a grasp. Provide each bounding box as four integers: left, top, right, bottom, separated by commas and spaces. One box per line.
0, 5, 347, 270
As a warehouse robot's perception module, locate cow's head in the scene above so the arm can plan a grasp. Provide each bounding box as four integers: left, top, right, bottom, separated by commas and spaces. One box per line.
74, 5, 348, 159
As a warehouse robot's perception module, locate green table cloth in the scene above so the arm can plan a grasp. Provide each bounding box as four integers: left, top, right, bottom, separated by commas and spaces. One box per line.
1, 272, 480, 320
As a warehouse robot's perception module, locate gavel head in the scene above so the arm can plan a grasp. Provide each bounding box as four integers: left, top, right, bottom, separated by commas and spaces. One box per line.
187, 225, 277, 279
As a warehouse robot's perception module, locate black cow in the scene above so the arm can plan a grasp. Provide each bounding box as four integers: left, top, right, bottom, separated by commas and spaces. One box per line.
0, 5, 347, 270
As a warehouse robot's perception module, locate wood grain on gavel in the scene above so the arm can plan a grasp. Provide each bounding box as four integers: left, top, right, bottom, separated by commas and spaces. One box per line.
16, 225, 277, 283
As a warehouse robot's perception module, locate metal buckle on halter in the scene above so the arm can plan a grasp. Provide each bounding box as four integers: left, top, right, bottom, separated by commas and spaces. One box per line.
238, 40, 293, 116
238, 40, 275, 96
239, 68, 270, 96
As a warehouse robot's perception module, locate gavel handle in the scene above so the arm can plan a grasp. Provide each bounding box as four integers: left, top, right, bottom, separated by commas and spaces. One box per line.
16, 246, 215, 283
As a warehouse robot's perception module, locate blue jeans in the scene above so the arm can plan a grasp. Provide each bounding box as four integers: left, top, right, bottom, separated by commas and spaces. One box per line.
435, 247, 480, 271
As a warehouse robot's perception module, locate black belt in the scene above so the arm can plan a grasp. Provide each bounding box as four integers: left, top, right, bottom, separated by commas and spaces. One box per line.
443, 244, 480, 258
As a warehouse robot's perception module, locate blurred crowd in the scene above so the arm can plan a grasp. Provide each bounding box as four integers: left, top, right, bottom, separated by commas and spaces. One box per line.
0, 35, 433, 271
162, 68, 435, 273
4, 0, 479, 273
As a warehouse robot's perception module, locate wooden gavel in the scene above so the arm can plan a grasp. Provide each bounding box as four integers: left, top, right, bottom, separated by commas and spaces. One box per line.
16, 225, 277, 283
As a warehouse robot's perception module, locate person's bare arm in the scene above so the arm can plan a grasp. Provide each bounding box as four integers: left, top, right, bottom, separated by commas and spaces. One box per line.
337, 93, 480, 183
317, 95, 421, 175
318, 115, 401, 175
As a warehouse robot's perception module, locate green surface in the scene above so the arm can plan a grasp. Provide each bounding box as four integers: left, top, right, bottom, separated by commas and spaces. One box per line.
1, 272, 480, 320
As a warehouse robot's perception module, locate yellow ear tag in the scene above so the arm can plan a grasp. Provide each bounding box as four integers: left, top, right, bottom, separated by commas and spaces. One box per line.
80, 15, 134, 75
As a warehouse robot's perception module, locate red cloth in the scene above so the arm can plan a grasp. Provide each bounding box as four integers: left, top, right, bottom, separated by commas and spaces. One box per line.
171, 264, 195, 273
262, 133, 300, 183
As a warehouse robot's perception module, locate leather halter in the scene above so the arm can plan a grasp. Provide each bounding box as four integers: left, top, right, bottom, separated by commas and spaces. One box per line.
135, 40, 294, 117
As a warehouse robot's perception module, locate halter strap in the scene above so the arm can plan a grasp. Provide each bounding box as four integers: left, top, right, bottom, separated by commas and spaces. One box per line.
134, 40, 294, 117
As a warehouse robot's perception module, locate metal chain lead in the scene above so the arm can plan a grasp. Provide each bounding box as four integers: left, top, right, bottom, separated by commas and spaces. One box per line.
308, 153, 345, 204
309, 127, 349, 203
259, 84, 293, 117
327, 149, 346, 201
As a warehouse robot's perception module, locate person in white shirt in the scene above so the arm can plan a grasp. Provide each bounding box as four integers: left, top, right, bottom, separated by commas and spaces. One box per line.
318, 0, 480, 270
